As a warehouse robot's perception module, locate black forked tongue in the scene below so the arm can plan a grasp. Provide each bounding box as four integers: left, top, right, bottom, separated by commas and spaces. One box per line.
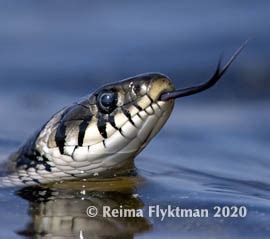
160, 40, 249, 101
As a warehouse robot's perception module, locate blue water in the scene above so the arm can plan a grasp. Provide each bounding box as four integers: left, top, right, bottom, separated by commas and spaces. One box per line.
0, 1, 270, 238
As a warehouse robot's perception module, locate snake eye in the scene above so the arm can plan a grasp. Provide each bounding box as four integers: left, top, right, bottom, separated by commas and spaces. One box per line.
97, 90, 118, 113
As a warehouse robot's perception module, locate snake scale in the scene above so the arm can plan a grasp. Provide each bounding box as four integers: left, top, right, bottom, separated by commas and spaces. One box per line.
0, 42, 246, 187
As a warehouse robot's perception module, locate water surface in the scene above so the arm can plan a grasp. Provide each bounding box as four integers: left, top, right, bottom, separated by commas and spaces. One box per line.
0, 102, 269, 238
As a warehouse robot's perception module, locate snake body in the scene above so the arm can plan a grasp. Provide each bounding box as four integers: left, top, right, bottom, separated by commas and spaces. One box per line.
1, 73, 174, 186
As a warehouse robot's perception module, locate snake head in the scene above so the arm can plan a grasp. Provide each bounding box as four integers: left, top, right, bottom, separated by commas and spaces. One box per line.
89, 73, 175, 114
84, 73, 176, 154
34, 73, 176, 180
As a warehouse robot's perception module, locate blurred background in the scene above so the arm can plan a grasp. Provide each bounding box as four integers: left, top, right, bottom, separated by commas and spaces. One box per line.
0, 1, 270, 238
0, 0, 269, 97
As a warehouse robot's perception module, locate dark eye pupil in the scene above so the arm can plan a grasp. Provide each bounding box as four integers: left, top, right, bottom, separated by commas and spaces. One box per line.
101, 93, 114, 107
98, 90, 118, 113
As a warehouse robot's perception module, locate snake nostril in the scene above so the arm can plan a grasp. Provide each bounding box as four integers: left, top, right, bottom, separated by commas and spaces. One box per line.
133, 84, 141, 94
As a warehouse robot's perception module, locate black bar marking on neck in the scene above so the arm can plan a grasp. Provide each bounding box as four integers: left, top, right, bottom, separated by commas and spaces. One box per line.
71, 145, 78, 158
97, 114, 108, 138
55, 108, 72, 155
108, 115, 117, 129
119, 128, 125, 137
146, 93, 154, 104
78, 115, 92, 146
137, 112, 143, 120
108, 115, 125, 137
55, 121, 66, 154
133, 102, 143, 111
122, 107, 135, 126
